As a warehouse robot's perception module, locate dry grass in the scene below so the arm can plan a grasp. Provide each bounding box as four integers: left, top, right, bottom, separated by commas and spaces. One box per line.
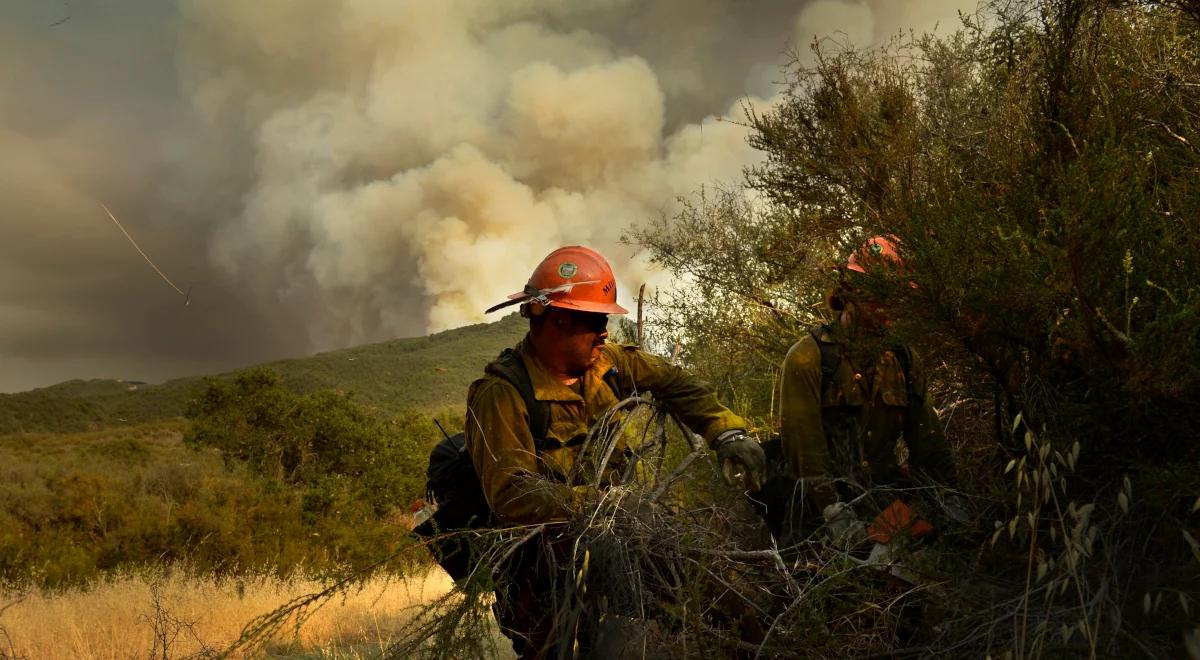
0, 566, 511, 659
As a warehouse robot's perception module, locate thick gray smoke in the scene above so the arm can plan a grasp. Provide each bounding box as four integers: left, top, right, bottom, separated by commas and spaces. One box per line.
0, 0, 975, 391
176, 0, 798, 344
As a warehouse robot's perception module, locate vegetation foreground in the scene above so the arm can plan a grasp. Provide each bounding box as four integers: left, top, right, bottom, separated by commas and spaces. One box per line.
0, 567, 493, 658
3, 0, 1200, 657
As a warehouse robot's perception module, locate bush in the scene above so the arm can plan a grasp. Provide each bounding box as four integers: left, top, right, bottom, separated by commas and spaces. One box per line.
185, 368, 428, 516
0, 368, 465, 589
632, 1, 1200, 656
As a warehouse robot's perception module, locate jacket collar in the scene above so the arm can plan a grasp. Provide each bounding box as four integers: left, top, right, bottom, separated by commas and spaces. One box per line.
516, 334, 615, 402
815, 324, 841, 344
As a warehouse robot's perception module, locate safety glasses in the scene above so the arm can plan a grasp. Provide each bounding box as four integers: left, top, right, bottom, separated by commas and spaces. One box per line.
562, 310, 610, 334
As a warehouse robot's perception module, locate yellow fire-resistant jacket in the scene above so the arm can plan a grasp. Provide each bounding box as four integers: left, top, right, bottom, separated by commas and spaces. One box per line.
778, 327, 956, 511
466, 335, 747, 525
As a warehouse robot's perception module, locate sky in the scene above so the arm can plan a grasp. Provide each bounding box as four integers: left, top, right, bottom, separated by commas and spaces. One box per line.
0, 0, 976, 392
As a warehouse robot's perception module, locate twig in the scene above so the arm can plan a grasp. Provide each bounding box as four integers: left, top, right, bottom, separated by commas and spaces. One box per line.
649, 449, 706, 503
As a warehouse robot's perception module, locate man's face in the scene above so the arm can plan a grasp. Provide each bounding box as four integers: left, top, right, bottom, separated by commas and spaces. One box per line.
839, 284, 892, 334
853, 299, 891, 331
548, 308, 610, 375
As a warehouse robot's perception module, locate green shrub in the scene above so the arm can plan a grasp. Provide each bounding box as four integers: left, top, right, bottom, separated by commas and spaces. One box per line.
0, 361, 472, 589
0, 421, 427, 590
185, 368, 428, 516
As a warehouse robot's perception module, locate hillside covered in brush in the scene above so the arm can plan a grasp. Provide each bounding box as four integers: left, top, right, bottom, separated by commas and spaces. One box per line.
0, 313, 527, 435
0, 313, 531, 587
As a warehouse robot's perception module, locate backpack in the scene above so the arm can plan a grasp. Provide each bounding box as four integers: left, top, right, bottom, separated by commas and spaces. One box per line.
412, 348, 622, 582
809, 324, 920, 402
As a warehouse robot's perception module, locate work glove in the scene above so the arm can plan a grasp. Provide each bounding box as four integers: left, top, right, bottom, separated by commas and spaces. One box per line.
714, 430, 767, 492
822, 501, 867, 549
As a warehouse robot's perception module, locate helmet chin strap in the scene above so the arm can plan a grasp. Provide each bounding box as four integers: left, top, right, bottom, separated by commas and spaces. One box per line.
839, 305, 856, 333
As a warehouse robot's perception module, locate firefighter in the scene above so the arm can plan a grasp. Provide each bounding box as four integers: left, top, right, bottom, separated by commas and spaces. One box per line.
776, 236, 959, 546
470, 245, 765, 658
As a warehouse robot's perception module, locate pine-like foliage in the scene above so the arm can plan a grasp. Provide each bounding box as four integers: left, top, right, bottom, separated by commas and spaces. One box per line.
744, 0, 1200, 451
633, 0, 1200, 656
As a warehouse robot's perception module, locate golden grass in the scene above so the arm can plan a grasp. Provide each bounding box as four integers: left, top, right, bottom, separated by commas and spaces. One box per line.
0, 567, 513, 658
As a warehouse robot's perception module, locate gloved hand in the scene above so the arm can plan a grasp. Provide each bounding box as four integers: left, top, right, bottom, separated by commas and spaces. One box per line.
822, 501, 867, 548
714, 430, 767, 492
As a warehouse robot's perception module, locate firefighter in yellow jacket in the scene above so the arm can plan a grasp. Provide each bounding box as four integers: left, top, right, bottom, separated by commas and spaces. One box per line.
471, 245, 765, 657
777, 237, 957, 542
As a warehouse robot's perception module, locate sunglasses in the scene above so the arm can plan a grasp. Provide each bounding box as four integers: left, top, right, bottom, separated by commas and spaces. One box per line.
560, 310, 610, 334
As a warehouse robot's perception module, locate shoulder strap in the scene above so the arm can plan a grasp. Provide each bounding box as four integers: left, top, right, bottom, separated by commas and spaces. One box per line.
808, 326, 922, 403
484, 348, 551, 442
892, 344, 922, 402
484, 349, 626, 448
809, 325, 840, 398
602, 366, 623, 401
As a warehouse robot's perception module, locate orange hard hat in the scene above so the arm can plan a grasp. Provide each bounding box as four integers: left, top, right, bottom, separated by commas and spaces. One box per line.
485, 246, 629, 315
846, 235, 903, 274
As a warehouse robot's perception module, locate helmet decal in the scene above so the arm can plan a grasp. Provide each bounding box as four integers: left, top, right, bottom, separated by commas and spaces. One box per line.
845, 235, 901, 275
558, 262, 578, 279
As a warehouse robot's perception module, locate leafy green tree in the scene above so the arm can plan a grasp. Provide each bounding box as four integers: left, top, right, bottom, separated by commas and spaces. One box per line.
630, 187, 836, 420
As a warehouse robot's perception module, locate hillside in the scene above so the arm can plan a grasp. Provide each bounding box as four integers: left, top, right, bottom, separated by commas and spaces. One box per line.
0, 313, 528, 434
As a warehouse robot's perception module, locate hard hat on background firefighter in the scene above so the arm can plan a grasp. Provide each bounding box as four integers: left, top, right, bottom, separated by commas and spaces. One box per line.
827, 235, 909, 311
484, 245, 629, 316
846, 235, 904, 274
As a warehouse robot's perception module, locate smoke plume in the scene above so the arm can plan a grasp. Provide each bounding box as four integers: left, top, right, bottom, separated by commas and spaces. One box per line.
178, 0, 791, 344
0, 0, 976, 390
